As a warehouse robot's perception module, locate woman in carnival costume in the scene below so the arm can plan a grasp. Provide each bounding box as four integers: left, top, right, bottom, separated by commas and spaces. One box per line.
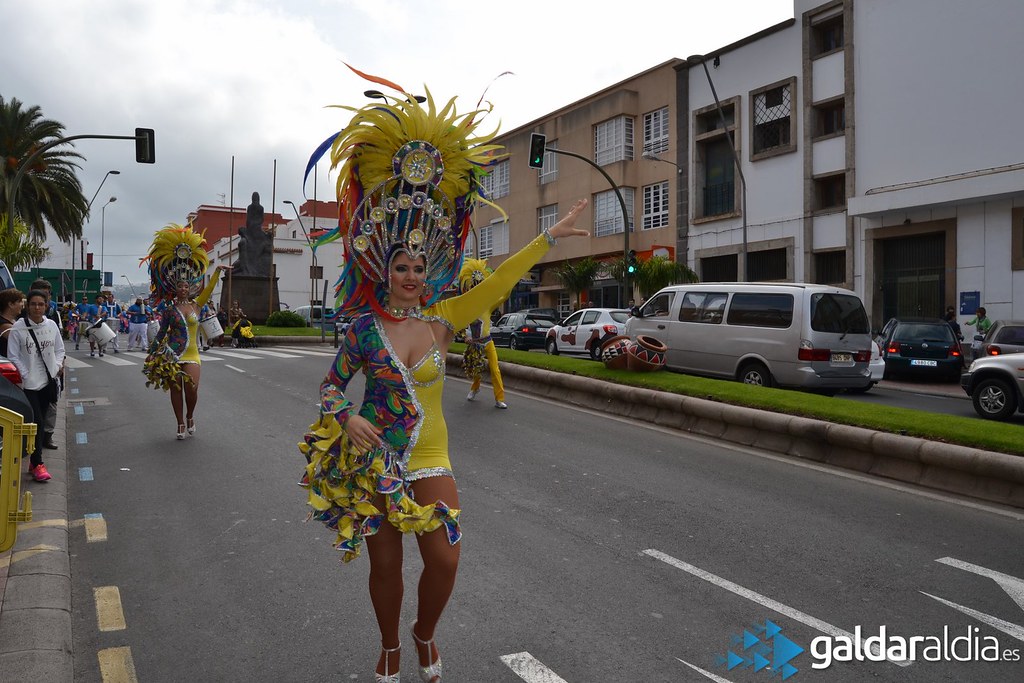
142, 225, 228, 440
458, 258, 509, 408
299, 71, 589, 682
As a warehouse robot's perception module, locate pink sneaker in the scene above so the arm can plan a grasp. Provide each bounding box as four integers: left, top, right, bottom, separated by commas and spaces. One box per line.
31, 464, 52, 482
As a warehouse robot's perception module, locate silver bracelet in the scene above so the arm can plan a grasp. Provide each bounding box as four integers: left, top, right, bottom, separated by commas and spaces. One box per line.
541, 228, 557, 246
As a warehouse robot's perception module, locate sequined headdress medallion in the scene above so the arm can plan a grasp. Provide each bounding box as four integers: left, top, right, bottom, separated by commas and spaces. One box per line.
142, 224, 209, 303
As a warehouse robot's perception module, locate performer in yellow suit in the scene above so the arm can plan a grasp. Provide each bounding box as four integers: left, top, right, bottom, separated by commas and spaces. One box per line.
458, 258, 507, 408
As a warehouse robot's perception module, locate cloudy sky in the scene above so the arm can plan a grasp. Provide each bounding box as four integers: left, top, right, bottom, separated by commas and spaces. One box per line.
3, 0, 792, 286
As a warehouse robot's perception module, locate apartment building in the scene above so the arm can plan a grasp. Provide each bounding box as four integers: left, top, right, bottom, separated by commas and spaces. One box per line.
482, 0, 1024, 326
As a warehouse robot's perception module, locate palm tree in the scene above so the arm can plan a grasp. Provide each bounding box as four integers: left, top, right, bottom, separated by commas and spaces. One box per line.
0, 96, 88, 243
0, 213, 50, 269
634, 255, 698, 300
553, 257, 601, 310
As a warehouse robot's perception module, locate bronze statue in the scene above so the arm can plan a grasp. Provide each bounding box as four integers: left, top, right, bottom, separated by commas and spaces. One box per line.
232, 192, 272, 276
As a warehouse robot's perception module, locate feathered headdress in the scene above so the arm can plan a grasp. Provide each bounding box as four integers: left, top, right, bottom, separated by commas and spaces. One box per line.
458, 257, 510, 308
142, 224, 209, 303
308, 68, 507, 319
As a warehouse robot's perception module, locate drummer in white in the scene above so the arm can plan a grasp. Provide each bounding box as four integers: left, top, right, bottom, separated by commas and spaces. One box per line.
125, 297, 151, 351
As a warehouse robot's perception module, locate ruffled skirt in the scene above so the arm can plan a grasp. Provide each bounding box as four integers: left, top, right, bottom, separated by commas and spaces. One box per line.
298, 415, 461, 563
463, 342, 488, 379
142, 343, 192, 391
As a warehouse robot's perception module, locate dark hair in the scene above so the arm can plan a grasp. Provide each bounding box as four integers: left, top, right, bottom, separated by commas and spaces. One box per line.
26, 289, 48, 303
30, 278, 52, 292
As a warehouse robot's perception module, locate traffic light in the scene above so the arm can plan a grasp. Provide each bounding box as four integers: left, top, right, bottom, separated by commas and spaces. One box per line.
626, 249, 638, 275
135, 127, 155, 164
528, 133, 547, 169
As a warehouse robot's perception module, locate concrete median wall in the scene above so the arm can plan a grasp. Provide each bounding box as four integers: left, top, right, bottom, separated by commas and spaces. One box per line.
447, 355, 1024, 509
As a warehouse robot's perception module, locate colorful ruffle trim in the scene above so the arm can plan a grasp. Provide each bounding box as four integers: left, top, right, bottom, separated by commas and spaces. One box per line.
462, 342, 488, 380
142, 343, 193, 391
298, 414, 461, 563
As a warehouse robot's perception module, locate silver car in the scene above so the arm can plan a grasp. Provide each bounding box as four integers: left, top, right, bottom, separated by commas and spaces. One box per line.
961, 352, 1024, 420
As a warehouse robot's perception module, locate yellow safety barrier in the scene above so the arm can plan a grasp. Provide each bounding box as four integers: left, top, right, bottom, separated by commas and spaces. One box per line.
0, 405, 36, 552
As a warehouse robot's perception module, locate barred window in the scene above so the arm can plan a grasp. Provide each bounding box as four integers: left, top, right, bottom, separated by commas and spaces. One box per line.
480, 159, 510, 199
594, 188, 634, 237
478, 224, 493, 258
751, 80, 794, 157
643, 107, 669, 155
642, 182, 669, 230
594, 116, 634, 166
538, 204, 558, 234
814, 250, 846, 285
539, 140, 558, 185
747, 248, 787, 281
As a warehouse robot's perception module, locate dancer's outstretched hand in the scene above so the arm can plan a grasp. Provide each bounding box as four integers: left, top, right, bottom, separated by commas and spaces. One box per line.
548, 199, 590, 240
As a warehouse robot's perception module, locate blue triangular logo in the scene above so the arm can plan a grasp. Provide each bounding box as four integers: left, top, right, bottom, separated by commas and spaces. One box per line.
743, 630, 761, 650
727, 651, 745, 670
753, 652, 771, 671
765, 619, 782, 639
780, 663, 799, 680
772, 633, 805, 668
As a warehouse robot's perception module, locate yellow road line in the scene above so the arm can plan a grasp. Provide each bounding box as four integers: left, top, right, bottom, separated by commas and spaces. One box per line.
85, 517, 108, 542
94, 586, 127, 632
98, 646, 138, 683
10, 544, 61, 565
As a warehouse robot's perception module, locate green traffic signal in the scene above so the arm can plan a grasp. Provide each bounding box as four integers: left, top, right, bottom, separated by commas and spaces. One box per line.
528, 133, 547, 169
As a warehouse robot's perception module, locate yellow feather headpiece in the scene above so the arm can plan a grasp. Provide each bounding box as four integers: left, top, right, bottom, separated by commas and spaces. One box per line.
142, 224, 209, 302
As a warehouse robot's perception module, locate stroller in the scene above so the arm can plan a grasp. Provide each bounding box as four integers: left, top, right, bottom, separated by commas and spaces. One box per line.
231, 317, 257, 348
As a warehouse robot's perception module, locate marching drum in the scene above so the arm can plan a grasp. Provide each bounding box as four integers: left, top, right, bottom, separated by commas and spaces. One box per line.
147, 320, 160, 344
85, 321, 116, 346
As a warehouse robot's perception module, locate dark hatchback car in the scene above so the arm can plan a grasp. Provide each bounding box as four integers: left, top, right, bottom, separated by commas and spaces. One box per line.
876, 317, 964, 381
491, 312, 554, 351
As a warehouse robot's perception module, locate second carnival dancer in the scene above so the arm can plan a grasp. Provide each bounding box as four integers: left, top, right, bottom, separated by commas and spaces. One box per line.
142, 225, 228, 439
298, 74, 589, 683
458, 258, 509, 408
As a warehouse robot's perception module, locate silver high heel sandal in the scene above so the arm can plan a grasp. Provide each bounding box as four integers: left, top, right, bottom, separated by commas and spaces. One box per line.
411, 622, 442, 682
176, 424, 186, 440
186, 417, 196, 435
375, 642, 401, 683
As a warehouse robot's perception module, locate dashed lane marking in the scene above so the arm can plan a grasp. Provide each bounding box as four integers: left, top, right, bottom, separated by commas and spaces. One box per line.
676, 659, 736, 682
94, 586, 127, 631
79, 467, 94, 481
225, 364, 245, 373
19, 518, 67, 530
643, 549, 911, 667
74, 405, 85, 415
85, 516, 108, 542
500, 652, 570, 682
76, 432, 88, 444
98, 646, 138, 683
205, 349, 262, 360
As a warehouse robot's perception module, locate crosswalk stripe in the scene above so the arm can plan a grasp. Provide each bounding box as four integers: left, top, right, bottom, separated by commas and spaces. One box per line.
236, 348, 302, 358
274, 346, 339, 356
65, 357, 91, 368
205, 349, 263, 360
95, 355, 135, 366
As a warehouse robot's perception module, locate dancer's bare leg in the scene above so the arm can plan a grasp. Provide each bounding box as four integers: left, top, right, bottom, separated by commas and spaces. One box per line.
366, 496, 404, 675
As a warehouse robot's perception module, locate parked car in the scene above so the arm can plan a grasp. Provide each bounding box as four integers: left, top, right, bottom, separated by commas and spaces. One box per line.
974, 320, 1024, 357
846, 340, 885, 394
515, 307, 559, 323
546, 308, 630, 360
625, 283, 873, 390
876, 317, 964, 382
293, 305, 336, 329
0, 260, 14, 290
0, 355, 22, 385
491, 312, 554, 351
961, 352, 1024, 420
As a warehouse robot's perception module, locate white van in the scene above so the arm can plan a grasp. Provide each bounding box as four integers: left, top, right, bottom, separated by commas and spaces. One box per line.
625, 283, 873, 391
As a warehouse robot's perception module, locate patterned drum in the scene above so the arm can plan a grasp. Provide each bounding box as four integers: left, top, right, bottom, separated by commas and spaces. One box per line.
626, 334, 667, 372
600, 335, 631, 370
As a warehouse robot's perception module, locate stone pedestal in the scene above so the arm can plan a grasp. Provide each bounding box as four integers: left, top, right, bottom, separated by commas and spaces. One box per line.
220, 274, 280, 325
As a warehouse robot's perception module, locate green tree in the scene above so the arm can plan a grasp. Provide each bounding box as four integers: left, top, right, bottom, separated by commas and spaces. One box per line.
553, 256, 601, 310
634, 255, 698, 299
0, 213, 51, 269
0, 96, 87, 242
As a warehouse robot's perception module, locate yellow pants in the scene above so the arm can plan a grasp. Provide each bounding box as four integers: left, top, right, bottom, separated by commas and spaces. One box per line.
470, 341, 505, 401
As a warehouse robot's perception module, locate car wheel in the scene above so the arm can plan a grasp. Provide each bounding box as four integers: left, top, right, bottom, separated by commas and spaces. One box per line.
589, 342, 602, 361
546, 338, 559, 355
510, 335, 522, 351
972, 378, 1018, 420
739, 362, 773, 387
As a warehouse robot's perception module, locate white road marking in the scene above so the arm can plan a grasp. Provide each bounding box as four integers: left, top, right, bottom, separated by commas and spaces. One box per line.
64, 357, 91, 368
675, 658, 736, 682
935, 557, 1024, 612
205, 349, 262, 360
225, 364, 245, 373
643, 549, 911, 667
274, 346, 339, 356
500, 652, 569, 682
238, 348, 301, 358
920, 592, 1024, 642
95, 354, 135, 366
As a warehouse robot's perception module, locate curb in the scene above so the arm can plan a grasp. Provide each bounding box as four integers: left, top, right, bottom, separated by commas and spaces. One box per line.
0, 393, 73, 682
447, 355, 1024, 509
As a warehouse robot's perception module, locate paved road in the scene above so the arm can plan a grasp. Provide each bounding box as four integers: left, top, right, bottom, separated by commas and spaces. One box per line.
62, 345, 1024, 682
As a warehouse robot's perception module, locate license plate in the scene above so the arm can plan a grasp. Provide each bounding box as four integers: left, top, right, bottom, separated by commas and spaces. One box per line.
910, 359, 938, 367
830, 352, 853, 364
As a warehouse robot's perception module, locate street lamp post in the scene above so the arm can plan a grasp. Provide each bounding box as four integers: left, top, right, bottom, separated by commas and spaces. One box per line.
100, 196, 116, 284
121, 274, 137, 298
687, 54, 749, 282
75, 170, 120, 299
283, 200, 320, 334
